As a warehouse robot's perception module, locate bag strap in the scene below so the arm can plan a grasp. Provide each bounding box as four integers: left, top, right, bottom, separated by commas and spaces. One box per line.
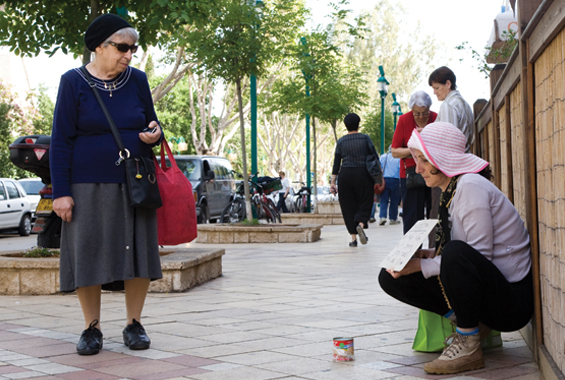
79, 65, 129, 166
155, 139, 180, 173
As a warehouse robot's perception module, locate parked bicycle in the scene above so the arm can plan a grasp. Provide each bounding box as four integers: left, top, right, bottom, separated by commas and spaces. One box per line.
221, 172, 282, 223
293, 181, 312, 213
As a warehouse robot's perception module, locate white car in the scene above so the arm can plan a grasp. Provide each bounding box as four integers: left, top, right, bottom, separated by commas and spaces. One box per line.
18, 178, 43, 218
0, 178, 32, 236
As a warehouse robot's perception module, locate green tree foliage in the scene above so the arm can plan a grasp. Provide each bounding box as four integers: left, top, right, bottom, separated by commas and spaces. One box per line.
0, 0, 216, 63
30, 85, 55, 135
184, 0, 306, 219
346, 1, 437, 107
363, 109, 394, 155
151, 74, 208, 156
0, 80, 35, 178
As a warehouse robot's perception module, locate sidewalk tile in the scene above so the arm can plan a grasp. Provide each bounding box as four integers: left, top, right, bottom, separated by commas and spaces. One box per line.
23, 363, 80, 375
12, 344, 76, 358
188, 366, 284, 380
94, 360, 187, 378
161, 355, 220, 367
135, 367, 209, 380
57, 370, 121, 379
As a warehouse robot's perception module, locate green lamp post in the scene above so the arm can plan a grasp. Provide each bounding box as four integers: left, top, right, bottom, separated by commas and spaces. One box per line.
300, 36, 312, 212
391, 93, 400, 132
250, 0, 264, 181
377, 65, 389, 155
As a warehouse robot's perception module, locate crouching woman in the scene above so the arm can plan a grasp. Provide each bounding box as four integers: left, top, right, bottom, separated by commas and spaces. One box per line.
378, 122, 533, 375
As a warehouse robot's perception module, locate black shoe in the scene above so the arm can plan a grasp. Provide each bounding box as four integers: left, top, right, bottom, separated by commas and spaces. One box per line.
123, 319, 151, 350
349, 240, 357, 247
356, 224, 367, 245
77, 320, 103, 355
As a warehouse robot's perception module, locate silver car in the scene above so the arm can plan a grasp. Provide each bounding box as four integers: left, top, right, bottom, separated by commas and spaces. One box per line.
0, 178, 32, 236
18, 178, 43, 218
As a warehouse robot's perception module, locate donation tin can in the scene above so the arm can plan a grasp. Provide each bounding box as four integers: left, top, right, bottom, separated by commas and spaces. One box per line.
332, 337, 355, 361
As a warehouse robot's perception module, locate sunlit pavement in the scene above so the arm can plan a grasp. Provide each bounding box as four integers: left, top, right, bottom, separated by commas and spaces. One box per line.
0, 223, 541, 379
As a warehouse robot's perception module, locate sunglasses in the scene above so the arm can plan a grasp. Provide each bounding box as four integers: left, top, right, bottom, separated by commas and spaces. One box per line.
108, 41, 138, 54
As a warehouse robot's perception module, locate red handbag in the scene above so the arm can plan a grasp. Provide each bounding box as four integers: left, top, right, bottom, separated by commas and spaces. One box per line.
154, 140, 197, 245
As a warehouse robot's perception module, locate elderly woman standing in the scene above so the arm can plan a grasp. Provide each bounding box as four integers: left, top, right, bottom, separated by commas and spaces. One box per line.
330, 113, 382, 247
51, 14, 162, 355
379, 122, 533, 375
391, 91, 437, 234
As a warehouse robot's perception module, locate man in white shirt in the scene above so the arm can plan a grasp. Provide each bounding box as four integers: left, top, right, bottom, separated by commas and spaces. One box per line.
277, 171, 291, 213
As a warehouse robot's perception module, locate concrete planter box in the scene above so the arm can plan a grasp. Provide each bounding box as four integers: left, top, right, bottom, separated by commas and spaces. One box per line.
0, 247, 224, 295
281, 214, 344, 225
317, 201, 341, 214
197, 224, 322, 243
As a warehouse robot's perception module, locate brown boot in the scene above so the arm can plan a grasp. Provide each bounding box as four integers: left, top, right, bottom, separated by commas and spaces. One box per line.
424, 332, 484, 374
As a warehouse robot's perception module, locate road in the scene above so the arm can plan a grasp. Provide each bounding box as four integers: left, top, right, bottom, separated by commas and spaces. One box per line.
0, 233, 38, 252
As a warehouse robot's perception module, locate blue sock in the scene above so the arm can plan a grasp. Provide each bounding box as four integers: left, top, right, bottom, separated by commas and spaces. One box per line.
456, 327, 479, 336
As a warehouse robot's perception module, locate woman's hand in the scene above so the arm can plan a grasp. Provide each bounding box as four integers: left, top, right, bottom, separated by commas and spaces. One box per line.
330, 184, 337, 195
386, 258, 421, 279
53, 196, 75, 223
139, 121, 161, 144
414, 248, 435, 259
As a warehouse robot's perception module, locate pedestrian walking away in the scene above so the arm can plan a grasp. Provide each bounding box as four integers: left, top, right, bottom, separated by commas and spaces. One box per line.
378, 122, 533, 375
51, 14, 162, 356
330, 113, 383, 247
379, 146, 401, 226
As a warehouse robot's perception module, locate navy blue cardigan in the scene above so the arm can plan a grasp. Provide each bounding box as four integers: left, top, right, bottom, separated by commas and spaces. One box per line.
50, 66, 160, 199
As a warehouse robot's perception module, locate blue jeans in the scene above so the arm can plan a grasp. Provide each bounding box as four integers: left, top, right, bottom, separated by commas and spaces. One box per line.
379, 178, 401, 220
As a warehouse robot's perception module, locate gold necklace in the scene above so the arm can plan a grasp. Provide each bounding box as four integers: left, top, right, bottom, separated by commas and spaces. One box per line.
102, 80, 117, 97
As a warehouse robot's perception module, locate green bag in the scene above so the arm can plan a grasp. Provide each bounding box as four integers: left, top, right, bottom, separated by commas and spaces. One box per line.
412, 309, 503, 352
412, 310, 455, 352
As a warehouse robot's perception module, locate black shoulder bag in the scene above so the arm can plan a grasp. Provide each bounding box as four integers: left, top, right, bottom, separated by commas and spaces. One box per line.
365, 135, 383, 184
80, 66, 162, 209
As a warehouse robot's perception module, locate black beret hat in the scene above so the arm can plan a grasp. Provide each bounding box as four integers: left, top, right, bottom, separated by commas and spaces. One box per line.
84, 14, 132, 52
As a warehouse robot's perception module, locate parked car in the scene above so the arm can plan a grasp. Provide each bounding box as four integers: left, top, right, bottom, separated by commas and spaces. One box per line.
158, 155, 236, 223
316, 186, 333, 202
0, 178, 33, 236
18, 178, 43, 218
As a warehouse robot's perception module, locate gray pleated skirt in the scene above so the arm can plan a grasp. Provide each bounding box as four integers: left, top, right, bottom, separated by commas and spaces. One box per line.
59, 183, 162, 292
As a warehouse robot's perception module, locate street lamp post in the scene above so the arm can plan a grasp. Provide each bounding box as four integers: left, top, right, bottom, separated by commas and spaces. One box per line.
391, 93, 400, 132
377, 65, 389, 155
250, 0, 263, 181
300, 36, 312, 212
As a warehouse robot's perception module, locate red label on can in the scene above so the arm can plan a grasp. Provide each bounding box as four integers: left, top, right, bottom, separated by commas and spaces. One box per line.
333, 337, 354, 361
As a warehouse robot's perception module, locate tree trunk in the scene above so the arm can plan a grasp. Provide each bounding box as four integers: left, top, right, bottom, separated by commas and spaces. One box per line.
331, 120, 338, 143
82, 0, 100, 64
312, 117, 318, 213
236, 77, 253, 221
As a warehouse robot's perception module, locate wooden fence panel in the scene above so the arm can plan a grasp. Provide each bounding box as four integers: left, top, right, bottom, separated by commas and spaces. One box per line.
534, 26, 565, 375
487, 121, 496, 171
510, 84, 527, 223
498, 104, 510, 198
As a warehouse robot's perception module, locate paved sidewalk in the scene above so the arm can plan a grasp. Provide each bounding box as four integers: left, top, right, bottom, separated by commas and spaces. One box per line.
0, 223, 541, 380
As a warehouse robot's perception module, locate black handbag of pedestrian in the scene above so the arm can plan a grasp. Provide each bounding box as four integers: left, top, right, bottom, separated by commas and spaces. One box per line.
405, 166, 427, 189
365, 136, 383, 185
80, 66, 162, 209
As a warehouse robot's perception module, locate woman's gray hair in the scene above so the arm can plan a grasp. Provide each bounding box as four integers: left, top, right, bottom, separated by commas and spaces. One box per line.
408, 91, 432, 109
102, 27, 139, 47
